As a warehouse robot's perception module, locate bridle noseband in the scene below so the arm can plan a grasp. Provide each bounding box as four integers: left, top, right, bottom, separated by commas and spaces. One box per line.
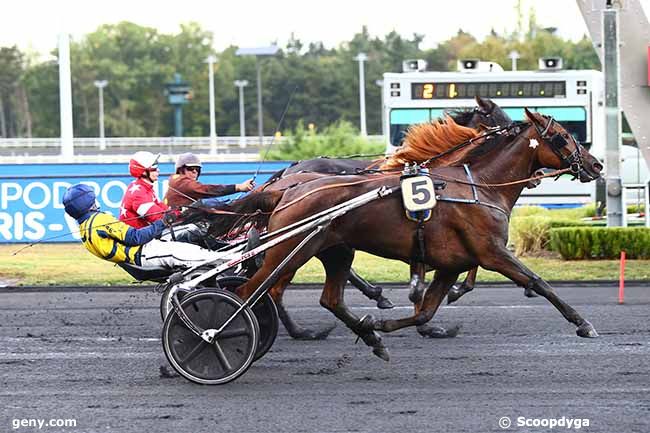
533, 115, 584, 177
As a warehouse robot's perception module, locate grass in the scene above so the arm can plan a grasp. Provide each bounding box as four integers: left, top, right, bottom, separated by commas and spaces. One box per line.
1, 243, 648, 286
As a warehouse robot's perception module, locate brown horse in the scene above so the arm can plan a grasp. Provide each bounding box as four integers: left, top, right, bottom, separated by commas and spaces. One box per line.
228, 109, 602, 360
209, 109, 514, 339
209, 98, 528, 340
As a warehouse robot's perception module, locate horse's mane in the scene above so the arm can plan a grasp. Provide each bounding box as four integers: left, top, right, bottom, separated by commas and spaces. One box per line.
447, 108, 478, 128
380, 115, 480, 170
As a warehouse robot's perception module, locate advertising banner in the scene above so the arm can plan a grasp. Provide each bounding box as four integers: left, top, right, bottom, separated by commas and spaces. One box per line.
0, 162, 289, 243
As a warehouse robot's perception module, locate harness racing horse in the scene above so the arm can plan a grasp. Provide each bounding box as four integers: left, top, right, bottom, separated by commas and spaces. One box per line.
250, 98, 527, 337
228, 109, 602, 360
206, 102, 514, 340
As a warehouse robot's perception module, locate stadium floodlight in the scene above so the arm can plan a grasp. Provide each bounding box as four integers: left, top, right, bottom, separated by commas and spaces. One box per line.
355, 53, 368, 137
234, 80, 249, 148
205, 55, 218, 154
93, 80, 108, 151
236, 45, 280, 146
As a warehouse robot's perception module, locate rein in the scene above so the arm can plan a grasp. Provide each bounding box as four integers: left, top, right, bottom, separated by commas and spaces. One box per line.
430, 167, 572, 189
273, 173, 399, 214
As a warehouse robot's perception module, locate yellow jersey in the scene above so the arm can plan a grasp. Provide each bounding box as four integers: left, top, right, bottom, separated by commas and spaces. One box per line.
78, 212, 142, 265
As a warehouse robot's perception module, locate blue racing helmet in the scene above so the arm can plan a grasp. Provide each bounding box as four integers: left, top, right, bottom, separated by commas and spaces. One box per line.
63, 184, 97, 221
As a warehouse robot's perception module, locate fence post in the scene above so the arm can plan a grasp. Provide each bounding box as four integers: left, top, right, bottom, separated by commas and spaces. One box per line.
618, 250, 626, 304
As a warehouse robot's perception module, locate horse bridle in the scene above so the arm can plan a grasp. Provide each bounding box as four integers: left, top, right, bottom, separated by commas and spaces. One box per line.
533, 115, 584, 176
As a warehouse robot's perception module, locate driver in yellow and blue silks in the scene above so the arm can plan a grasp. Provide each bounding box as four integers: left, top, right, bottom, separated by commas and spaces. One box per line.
62, 183, 227, 270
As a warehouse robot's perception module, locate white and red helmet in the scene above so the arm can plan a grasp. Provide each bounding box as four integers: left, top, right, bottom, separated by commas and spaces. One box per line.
129, 151, 160, 178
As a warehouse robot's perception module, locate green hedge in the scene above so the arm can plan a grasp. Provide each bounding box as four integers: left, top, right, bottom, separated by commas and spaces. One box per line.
509, 216, 585, 255
549, 227, 650, 259
265, 120, 384, 160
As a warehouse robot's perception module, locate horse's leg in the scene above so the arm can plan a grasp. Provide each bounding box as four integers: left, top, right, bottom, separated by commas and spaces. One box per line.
348, 268, 394, 309
364, 270, 460, 335
408, 262, 427, 304
480, 248, 597, 337
269, 272, 336, 341
447, 267, 478, 304
318, 246, 390, 361
446, 266, 537, 303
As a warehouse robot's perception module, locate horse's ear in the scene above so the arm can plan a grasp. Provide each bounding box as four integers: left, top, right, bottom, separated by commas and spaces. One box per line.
475, 95, 487, 109
524, 107, 539, 125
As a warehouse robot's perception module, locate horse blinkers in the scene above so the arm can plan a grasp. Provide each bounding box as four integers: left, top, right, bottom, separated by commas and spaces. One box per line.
536, 117, 583, 176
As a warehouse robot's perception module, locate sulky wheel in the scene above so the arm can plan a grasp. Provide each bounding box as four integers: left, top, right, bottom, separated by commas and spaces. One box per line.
160, 285, 190, 321
162, 289, 259, 385
216, 276, 279, 361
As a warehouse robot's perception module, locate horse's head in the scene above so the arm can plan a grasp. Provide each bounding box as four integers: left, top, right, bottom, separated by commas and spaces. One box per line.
524, 108, 602, 182
474, 96, 512, 128
448, 97, 512, 130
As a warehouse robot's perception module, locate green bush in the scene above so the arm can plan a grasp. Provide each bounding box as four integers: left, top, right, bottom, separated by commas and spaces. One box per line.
510, 216, 551, 255
265, 120, 385, 161
511, 204, 596, 220
550, 227, 650, 259
509, 215, 586, 256
512, 206, 548, 217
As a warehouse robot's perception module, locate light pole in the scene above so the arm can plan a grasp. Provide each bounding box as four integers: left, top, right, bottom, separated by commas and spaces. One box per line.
93, 80, 108, 151
206, 55, 217, 154
58, 33, 74, 158
234, 80, 249, 148
355, 53, 368, 137
236, 46, 279, 146
508, 50, 521, 71
375, 79, 385, 138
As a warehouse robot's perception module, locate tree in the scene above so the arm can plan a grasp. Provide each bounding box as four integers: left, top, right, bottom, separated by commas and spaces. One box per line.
0, 46, 25, 137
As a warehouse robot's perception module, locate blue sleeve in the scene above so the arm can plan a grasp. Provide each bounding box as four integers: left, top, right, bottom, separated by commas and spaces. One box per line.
123, 220, 165, 246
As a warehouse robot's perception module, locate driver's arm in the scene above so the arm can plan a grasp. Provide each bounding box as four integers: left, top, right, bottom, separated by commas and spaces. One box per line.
96, 215, 166, 246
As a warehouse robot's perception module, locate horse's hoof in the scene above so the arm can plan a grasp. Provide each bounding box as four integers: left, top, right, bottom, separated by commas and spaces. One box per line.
524, 287, 539, 298
408, 289, 422, 304
357, 314, 379, 332
447, 286, 462, 304
417, 324, 461, 338
576, 321, 599, 338
313, 324, 337, 340
292, 325, 336, 341
375, 296, 394, 310
372, 345, 390, 362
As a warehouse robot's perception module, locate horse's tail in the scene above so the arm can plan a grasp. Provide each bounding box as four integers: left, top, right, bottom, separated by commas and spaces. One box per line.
205, 190, 285, 238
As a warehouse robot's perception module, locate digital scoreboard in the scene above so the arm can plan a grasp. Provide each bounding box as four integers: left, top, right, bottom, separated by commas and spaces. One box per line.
411, 81, 567, 99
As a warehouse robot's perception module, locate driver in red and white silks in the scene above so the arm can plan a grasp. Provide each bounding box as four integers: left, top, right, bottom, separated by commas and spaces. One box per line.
120, 151, 169, 229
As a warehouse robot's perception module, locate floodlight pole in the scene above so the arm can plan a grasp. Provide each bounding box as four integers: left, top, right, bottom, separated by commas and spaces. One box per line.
255, 57, 264, 146
355, 53, 368, 137
236, 46, 278, 147
206, 55, 218, 155
234, 80, 248, 148
58, 33, 74, 158
93, 80, 108, 151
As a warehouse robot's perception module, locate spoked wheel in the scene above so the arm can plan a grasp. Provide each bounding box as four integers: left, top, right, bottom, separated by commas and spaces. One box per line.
160, 286, 189, 321
216, 276, 279, 361
162, 289, 259, 385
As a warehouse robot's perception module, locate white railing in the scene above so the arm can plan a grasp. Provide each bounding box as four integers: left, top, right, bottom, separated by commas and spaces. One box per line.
0, 136, 277, 149
0, 135, 386, 163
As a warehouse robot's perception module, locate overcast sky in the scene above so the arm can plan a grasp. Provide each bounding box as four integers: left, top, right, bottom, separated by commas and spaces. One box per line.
2, 0, 649, 57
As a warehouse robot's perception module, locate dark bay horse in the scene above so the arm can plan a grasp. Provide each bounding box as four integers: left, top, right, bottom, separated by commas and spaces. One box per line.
229, 109, 602, 360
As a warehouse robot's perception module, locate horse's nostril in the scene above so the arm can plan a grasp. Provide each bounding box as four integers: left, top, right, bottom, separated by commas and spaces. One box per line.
594, 162, 603, 172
